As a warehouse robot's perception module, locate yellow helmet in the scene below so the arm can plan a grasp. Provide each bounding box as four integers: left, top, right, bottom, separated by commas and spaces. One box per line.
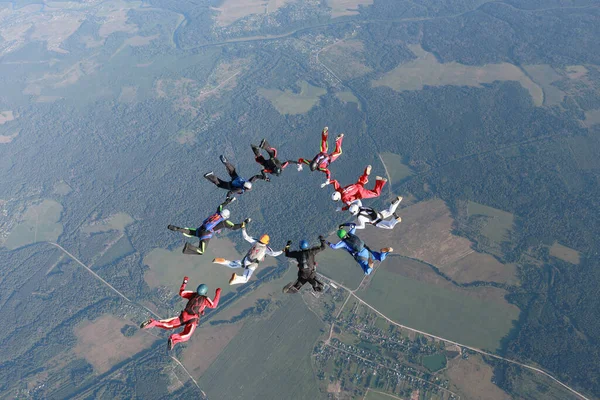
259, 234, 270, 244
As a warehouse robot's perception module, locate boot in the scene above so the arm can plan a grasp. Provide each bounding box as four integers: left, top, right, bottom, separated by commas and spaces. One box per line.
183, 243, 203, 255
375, 176, 387, 182
380, 247, 393, 253
167, 338, 174, 351
213, 258, 227, 264
322, 127, 328, 135
366, 165, 372, 175
167, 225, 180, 231
259, 138, 270, 150
365, 267, 373, 275
392, 196, 403, 205
219, 155, 228, 164
229, 273, 246, 285
140, 319, 154, 329
336, 133, 344, 140
394, 214, 402, 222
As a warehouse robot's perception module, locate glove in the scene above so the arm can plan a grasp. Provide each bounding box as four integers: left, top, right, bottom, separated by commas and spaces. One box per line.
318, 235, 324, 241
297, 164, 303, 171
216, 288, 222, 294
285, 240, 292, 248
335, 207, 342, 212
183, 276, 189, 284
244, 218, 252, 224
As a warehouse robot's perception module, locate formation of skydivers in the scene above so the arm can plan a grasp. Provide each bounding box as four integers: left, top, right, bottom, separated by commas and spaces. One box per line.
141, 127, 403, 349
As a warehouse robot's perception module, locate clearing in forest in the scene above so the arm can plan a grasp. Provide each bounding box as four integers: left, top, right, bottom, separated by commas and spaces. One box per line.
365, 199, 517, 284
82, 212, 134, 233
259, 81, 326, 115
359, 258, 519, 351
445, 354, 511, 400
211, 0, 295, 27
73, 315, 155, 374
320, 40, 373, 80
3, 200, 63, 250
327, 0, 373, 18
379, 152, 413, 185
0, 110, 14, 124
549, 242, 580, 265
372, 44, 543, 106
467, 201, 514, 243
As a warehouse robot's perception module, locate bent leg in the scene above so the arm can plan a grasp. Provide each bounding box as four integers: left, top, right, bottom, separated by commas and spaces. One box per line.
213, 258, 243, 268
375, 219, 398, 229
380, 198, 401, 218
251, 145, 261, 158
357, 179, 386, 200
154, 316, 182, 330
320, 128, 329, 153
170, 322, 197, 347
223, 160, 237, 178
329, 134, 344, 163
370, 249, 388, 262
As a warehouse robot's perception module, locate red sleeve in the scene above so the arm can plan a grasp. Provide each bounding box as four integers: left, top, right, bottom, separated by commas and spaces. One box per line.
206, 288, 222, 309
179, 282, 195, 299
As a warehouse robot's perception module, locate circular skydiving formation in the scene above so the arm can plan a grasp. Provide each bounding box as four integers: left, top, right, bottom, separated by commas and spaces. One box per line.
141, 127, 403, 350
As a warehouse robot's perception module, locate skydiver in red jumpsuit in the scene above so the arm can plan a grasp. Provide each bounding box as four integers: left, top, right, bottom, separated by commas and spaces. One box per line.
329, 165, 387, 210
140, 277, 221, 350
294, 127, 344, 187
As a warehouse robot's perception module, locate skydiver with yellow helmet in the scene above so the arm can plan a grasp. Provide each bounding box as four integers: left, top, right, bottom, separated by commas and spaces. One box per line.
213, 222, 283, 285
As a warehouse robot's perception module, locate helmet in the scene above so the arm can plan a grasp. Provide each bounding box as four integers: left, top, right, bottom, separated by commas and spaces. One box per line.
220, 209, 230, 219
259, 234, 270, 244
300, 240, 309, 250
349, 204, 360, 215
337, 229, 347, 239
243, 182, 252, 190
274, 167, 282, 176
331, 192, 341, 201
197, 284, 208, 295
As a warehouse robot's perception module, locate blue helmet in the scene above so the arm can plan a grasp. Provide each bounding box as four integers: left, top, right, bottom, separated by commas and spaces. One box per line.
197, 284, 208, 295
300, 240, 309, 250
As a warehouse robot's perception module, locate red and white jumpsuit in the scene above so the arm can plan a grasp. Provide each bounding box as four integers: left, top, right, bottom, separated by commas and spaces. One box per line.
330, 166, 386, 210
298, 127, 344, 180
142, 280, 221, 348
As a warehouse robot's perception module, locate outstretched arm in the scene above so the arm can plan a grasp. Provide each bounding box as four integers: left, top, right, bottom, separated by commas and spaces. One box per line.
205, 288, 222, 309
329, 240, 351, 251
330, 179, 341, 191
266, 246, 283, 257
179, 276, 196, 299
354, 216, 367, 230
242, 228, 257, 244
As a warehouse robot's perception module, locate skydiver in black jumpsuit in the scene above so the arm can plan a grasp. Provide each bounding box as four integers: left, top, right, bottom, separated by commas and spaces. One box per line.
282, 236, 326, 294
250, 139, 293, 182
204, 155, 262, 201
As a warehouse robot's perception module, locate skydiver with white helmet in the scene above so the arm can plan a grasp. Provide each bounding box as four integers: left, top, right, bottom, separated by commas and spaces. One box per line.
282, 236, 327, 294
348, 196, 403, 230
213, 225, 283, 285
140, 276, 221, 350
329, 165, 387, 210
168, 197, 248, 255
204, 155, 262, 201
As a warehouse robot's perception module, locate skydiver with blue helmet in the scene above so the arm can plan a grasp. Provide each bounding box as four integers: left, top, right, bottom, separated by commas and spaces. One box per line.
168, 197, 249, 255
327, 223, 393, 275
204, 155, 262, 201
282, 236, 327, 294
140, 276, 221, 350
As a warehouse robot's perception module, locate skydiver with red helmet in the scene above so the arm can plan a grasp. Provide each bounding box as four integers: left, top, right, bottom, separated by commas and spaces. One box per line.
140, 277, 221, 350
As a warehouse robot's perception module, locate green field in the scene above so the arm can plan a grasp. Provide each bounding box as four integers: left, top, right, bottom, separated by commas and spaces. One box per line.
259, 80, 326, 115
317, 246, 364, 290
335, 90, 360, 108
94, 235, 135, 267
379, 152, 413, 186
198, 296, 326, 400
467, 201, 514, 243
422, 354, 446, 372
3, 199, 63, 250
358, 266, 519, 351
365, 390, 402, 400
373, 44, 543, 106
82, 212, 134, 233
